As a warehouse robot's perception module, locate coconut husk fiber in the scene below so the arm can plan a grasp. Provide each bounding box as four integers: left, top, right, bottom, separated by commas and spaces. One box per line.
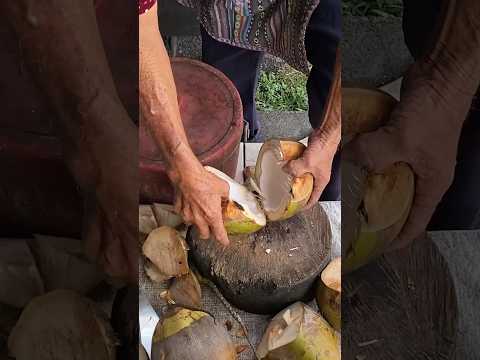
343, 234, 457, 359
188, 204, 332, 314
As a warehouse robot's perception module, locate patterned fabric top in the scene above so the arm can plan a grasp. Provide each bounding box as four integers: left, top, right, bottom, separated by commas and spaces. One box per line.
177, 0, 320, 74
139, 0, 156, 14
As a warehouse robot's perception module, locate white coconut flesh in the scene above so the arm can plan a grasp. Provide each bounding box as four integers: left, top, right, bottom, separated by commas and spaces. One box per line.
205, 166, 266, 226
255, 147, 292, 217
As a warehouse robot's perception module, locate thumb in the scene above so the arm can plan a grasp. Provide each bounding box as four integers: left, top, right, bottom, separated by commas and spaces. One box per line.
283, 157, 309, 178
343, 126, 404, 172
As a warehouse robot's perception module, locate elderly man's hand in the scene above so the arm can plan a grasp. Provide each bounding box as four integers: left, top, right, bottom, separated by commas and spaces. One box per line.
283, 140, 337, 209
169, 156, 230, 246
344, 69, 471, 251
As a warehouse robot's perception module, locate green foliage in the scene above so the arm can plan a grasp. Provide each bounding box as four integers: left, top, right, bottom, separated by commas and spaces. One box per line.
342, 0, 402, 17
256, 70, 308, 112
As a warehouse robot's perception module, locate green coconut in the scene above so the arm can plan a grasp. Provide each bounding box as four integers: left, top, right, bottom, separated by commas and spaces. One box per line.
205, 166, 266, 235
8, 290, 117, 360
342, 88, 415, 273
151, 307, 237, 360
257, 302, 340, 360
316, 257, 341, 331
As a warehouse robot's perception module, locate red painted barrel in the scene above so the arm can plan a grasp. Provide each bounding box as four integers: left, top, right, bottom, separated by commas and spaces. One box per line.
139, 58, 244, 204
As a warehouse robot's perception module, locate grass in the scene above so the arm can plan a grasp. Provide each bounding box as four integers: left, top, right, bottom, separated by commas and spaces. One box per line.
342, 0, 402, 17
256, 70, 308, 112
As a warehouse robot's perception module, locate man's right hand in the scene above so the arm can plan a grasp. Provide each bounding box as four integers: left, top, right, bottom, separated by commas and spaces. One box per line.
168, 152, 230, 246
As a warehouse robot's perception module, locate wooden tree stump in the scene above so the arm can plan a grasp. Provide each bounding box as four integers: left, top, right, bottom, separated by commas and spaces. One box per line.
343, 234, 458, 359
187, 204, 332, 314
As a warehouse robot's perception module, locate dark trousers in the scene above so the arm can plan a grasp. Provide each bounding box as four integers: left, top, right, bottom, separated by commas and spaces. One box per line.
403, 0, 480, 230
201, 0, 342, 200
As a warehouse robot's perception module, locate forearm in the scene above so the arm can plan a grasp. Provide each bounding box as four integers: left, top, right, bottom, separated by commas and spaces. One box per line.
406, 0, 480, 120
309, 55, 341, 154
139, 4, 198, 179
0, 0, 135, 189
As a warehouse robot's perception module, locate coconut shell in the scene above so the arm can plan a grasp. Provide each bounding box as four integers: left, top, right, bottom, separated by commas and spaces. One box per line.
151, 307, 236, 360
188, 204, 332, 314
139, 205, 159, 236
257, 302, 340, 360
316, 258, 341, 331
167, 271, 202, 308
343, 234, 457, 359
0, 239, 44, 308
28, 235, 104, 294
8, 290, 117, 360
142, 226, 189, 282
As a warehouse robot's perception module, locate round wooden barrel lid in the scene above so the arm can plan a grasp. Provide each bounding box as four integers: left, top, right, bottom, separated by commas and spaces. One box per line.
139, 58, 243, 163
343, 235, 458, 359
187, 204, 332, 314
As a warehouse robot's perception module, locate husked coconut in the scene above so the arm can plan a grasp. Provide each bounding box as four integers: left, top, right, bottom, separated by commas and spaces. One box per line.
205, 166, 266, 235
342, 88, 415, 273
139, 205, 159, 236
0, 239, 44, 308
8, 290, 117, 360
142, 227, 189, 282
257, 302, 340, 360
151, 307, 237, 360
255, 140, 313, 221
316, 257, 341, 331
28, 235, 104, 294
165, 271, 202, 308
151, 203, 183, 229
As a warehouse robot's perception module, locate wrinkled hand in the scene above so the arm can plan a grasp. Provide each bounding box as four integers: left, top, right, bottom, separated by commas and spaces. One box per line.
170, 158, 230, 246
283, 140, 337, 209
344, 72, 469, 251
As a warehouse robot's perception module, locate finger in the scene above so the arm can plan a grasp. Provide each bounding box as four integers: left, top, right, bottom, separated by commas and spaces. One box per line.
283, 157, 308, 178
343, 126, 404, 172
192, 210, 211, 239
174, 192, 183, 214
181, 203, 194, 224
304, 176, 328, 209
218, 178, 230, 198
387, 180, 440, 252
208, 211, 229, 246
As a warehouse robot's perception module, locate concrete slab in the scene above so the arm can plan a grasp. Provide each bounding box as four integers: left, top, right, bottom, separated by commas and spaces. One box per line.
254, 111, 312, 142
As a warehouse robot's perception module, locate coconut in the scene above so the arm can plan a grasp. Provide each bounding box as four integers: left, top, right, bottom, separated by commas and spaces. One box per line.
151, 203, 183, 229
205, 166, 266, 235
27, 235, 104, 294
316, 257, 341, 331
142, 226, 189, 282
8, 290, 117, 360
165, 271, 202, 308
342, 88, 415, 273
257, 302, 340, 360
254, 140, 313, 221
0, 239, 44, 308
151, 306, 237, 360
188, 204, 331, 314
